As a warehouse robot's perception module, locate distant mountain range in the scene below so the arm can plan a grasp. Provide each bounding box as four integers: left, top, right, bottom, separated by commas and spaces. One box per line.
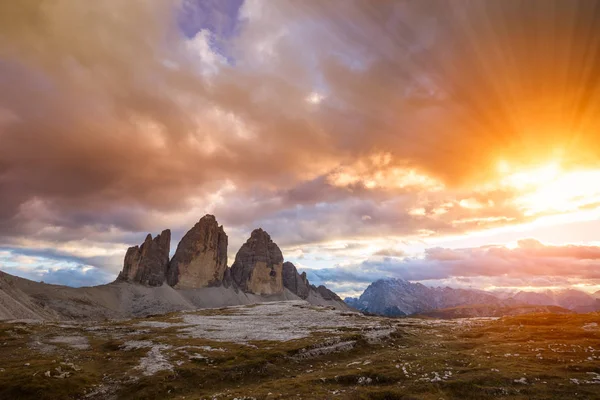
510, 289, 600, 313
345, 278, 600, 317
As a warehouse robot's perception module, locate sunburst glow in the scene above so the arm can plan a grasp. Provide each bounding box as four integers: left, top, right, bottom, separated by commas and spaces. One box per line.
2, 0, 600, 303
501, 162, 600, 216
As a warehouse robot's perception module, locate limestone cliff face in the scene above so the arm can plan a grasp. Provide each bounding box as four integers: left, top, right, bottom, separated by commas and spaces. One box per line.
113, 216, 346, 308
167, 215, 228, 289
230, 229, 283, 295
282, 262, 310, 299
117, 229, 171, 286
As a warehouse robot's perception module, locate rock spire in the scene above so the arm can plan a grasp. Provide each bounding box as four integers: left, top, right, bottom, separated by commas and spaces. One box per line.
230, 228, 284, 295
117, 229, 171, 286
166, 214, 228, 289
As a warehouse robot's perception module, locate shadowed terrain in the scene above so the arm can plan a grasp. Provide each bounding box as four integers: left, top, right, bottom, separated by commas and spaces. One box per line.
1, 301, 598, 399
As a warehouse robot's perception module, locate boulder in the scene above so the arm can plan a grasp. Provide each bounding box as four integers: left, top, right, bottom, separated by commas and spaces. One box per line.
282, 262, 310, 299
167, 215, 228, 289
230, 229, 283, 295
117, 229, 170, 286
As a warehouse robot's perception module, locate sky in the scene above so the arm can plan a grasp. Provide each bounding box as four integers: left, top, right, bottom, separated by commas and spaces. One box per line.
2, 0, 600, 297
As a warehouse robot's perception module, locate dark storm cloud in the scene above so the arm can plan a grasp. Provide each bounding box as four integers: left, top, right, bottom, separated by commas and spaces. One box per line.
2, 1, 600, 282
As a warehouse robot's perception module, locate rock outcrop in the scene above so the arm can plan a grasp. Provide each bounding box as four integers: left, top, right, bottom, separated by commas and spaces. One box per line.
314, 284, 344, 302
231, 229, 283, 295
282, 262, 310, 299
101, 216, 349, 310
167, 215, 228, 289
117, 229, 171, 286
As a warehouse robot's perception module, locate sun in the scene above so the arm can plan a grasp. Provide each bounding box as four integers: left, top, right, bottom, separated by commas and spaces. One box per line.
500, 161, 600, 217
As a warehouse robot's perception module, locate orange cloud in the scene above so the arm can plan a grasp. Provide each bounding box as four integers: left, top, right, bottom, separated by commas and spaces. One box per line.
2, 1, 600, 287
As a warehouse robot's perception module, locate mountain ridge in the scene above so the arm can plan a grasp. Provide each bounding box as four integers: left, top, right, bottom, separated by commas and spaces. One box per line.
345, 277, 600, 317
0, 215, 348, 321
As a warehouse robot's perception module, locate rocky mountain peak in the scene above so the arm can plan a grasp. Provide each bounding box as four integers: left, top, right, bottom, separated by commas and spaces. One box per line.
348, 277, 501, 316
282, 261, 310, 299
117, 229, 171, 286
231, 229, 284, 295
114, 216, 347, 307
166, 214, 228, 289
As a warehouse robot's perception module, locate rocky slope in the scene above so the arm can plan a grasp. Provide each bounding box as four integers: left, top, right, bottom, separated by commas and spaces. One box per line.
166, 215, 228, 289
0, 272, 61, 320
0, 268, 349, 321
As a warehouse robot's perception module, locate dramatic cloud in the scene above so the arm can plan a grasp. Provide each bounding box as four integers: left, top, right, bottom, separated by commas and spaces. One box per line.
1, 1, 600, 293
310, 240, 600, 296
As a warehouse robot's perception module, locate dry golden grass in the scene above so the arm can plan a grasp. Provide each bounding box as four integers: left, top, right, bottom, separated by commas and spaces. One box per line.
0, 309, 598, 399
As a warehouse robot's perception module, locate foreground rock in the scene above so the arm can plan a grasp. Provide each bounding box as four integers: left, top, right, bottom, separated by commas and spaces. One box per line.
146, 301, 387, 343
117, 230, 171, 286
231, 229, 284, 295
167, 215, 228, 289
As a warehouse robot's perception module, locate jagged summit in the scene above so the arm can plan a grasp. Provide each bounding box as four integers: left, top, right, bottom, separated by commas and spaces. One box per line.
110, 215, 348, 312
281, 261, 345, 304
117, 229, 170, 287
250, 227, 267, 236
282, 261, 310, 299
0, 216, 350, 321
